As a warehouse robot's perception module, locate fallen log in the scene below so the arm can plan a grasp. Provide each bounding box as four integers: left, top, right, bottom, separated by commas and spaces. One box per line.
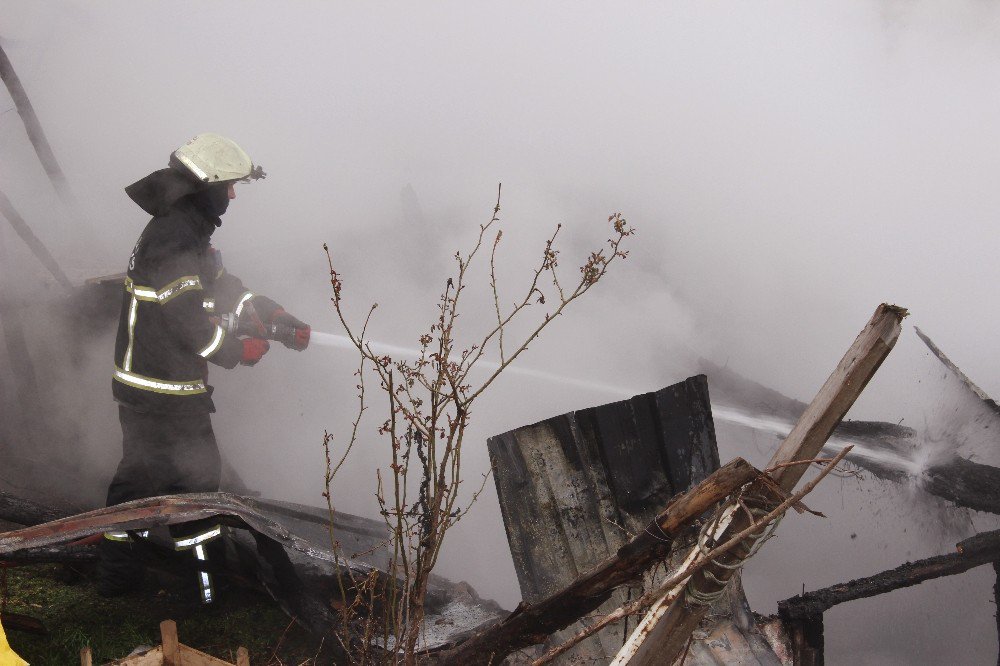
0, 545, 97, 564
426, 457, 759, 665
778, 528, 1000, 619
0, 491, 71, 527
615, 303, 906, 665
922, 456, 1000, 515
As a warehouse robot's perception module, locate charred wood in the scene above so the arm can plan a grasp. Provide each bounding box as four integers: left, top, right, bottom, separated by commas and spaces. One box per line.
0, 188, 73, 291
922, 456, 1000, 515
426, 458, 758, 665
779, 528, 1000, 619
616, 305, 906, 665
0, 43, 78, 212
486, 374, 721, 661
0, 490, 70, 527
0, 544, 97, 564
784, 615, 823, 666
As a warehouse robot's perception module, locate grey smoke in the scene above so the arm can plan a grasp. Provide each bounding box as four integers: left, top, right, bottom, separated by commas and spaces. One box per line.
3, 2, 1000, 663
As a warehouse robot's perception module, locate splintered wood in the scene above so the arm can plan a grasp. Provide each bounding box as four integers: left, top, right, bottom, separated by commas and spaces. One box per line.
615, 303, 906, 665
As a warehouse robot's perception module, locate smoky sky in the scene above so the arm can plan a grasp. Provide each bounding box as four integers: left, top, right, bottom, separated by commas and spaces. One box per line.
3, 2, 1000, 663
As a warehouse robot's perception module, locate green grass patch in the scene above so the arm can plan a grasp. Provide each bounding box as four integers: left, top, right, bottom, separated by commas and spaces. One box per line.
2, 564, 332, 664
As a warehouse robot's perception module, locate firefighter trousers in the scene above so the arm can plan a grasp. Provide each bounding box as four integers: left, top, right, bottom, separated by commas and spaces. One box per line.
97, 406, 222, 598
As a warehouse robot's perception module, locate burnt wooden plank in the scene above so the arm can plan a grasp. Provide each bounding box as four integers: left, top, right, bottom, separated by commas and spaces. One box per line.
428, 459, 758, 665
779, 528, 1000, 620
487, 374, 720, 662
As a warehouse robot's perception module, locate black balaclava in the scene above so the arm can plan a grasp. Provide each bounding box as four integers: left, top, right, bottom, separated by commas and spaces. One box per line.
190, 182, 231, 222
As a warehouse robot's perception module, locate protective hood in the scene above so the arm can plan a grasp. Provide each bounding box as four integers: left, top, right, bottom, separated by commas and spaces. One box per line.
125, 168, 230, 222
125, 168, 201, 217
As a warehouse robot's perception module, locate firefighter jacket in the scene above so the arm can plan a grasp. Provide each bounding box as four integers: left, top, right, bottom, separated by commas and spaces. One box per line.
113, 168, 280, 414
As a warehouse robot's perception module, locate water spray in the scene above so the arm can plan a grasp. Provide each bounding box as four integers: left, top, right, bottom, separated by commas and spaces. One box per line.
309, 331, 924, 478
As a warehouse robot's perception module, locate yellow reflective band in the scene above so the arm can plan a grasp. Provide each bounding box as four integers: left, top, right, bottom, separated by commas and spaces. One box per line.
234, 291, 254, 317
157, 276, 202, 303
200, 570, 214, 604
203, 298, 216, 312
193, 544, 215, 604
123, 295, 139, 371
174, 526, 222, 550
197, 325, 226, 359
125, 276, 203, 304
113, 367, 207, 396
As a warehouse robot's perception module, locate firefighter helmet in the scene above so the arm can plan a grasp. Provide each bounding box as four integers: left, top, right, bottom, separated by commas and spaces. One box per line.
172, 133, 256, 183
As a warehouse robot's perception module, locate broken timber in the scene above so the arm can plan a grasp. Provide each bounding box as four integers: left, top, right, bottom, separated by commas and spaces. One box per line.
427, 457, 758, 664
0, 42, 80, 212
615, 303, 907, 665
703, 337, 1000, 516
484, 374, 720, 662
779, 528, 1000, 619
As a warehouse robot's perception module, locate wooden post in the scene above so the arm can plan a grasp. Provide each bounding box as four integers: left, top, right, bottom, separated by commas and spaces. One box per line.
429, 459, 758, 665
161, 620, 179, 666
784, 615, 824, 666
236, 646, 250, 666
486, 375, 720, 662
767, 304, 907, 491
79, 646, 92, 666
615, 304, 906, 665
779, 529, 1000, 619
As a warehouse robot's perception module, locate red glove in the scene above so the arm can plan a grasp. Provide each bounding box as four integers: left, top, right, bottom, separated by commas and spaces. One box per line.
270, 308, 310, 351
240, 338, 270, 366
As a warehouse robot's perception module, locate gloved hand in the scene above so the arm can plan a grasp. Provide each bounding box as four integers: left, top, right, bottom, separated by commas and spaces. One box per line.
240, 338, 270, 366
269, 308, 310, 351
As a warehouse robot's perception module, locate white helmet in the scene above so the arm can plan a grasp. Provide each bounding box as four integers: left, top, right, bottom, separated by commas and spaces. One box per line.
172, 133, 258, 183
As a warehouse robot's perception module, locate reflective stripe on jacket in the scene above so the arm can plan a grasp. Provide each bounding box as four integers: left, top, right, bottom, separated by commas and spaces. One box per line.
112, 197, 252, 413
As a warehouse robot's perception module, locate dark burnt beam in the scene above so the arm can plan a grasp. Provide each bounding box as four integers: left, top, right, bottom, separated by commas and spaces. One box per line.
923, 456, 1000, 516
0, 187, 73, 291
0, 42, 76, 208
0, 490, 71, 527
427, 458, 759, 665
780, 529, 1000, 619
785, 615, 824, 666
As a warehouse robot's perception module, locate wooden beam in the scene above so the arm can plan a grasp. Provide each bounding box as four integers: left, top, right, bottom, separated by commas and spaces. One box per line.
768, 303, 907, 491
616, 303, 906, 665
0, 42, 78, 210
0, 187, 73, 291
426, 458, 759, 665
161, 620, 179, 666
922, 456, 1000, 515
779, 528, 1000, 619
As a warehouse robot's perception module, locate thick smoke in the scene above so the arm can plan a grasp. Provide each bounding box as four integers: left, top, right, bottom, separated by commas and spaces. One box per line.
3, 2, 1000, 663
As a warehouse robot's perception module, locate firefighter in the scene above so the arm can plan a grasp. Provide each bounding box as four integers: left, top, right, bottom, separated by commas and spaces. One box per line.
97, 133, 310, 602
